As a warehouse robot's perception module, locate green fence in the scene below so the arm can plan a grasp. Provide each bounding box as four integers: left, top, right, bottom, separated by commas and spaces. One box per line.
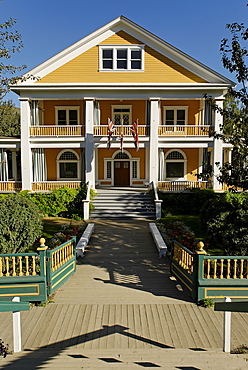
0, 237, 76, 302
170, 240, 198, 301
46, 237, 76, 296
171, 241, 248, 303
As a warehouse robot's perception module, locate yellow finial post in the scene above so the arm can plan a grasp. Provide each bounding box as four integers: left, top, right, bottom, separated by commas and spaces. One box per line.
37, 238, 48, 251
195, 241, 207, 255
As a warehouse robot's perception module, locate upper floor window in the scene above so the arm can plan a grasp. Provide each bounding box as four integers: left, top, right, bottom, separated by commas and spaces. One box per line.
99, 45, 144, 72
164, 106, 188, 126
55, 106, 80, 125
112, 105, 132, 125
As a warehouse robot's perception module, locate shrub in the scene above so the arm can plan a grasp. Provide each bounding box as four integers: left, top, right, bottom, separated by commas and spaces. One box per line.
157, 220, 198, 252
200, 192, 248, 255
47, 223, 86, 249
0, 195, 43, 254
20, 184, 88, 219
159, 188, 216, 216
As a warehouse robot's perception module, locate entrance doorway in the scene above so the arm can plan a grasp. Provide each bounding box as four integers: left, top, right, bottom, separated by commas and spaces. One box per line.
114, 161, 130, 186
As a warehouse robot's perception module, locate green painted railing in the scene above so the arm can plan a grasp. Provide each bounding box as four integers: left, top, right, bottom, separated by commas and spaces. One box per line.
170, 240, 198, 301
46, 236, 76, 296
171, 241, 248, 303
198, 255, 248, 302
0, 237, 77, 302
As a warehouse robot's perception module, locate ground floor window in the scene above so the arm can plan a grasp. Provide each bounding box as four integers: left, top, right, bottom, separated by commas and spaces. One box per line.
165, 150, 186, 180
57, 150, 80, 180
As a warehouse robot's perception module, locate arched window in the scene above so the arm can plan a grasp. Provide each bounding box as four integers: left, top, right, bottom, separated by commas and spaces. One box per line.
57, 150, 80, 180
165, 150, 186, 180
114, 152, 130, 159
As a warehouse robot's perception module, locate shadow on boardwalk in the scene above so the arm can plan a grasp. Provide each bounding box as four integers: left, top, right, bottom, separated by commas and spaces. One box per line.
57, 218, 193, 304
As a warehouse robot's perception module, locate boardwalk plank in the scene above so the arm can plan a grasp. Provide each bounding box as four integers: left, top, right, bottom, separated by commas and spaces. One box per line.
68, 304, 87, 348
156, 304, 173, 347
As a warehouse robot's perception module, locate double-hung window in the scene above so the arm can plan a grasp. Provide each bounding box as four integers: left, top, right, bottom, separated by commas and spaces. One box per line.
55, 106, 80, 125
100, 45, 144, 72
112, 105, 132, 125
164, 106, 188, 133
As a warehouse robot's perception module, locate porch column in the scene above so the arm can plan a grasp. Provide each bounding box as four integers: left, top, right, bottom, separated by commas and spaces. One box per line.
11, 150, 17, 180
19, 98, 32, 191
149, 98, 160, 185
198, 148, 204, 177
85, 98, 95, 188
213, 99, 223, 190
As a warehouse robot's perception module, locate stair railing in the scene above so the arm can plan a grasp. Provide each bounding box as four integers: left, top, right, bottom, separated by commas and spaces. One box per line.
150, 181, 163, 219
83, 181, 92, 220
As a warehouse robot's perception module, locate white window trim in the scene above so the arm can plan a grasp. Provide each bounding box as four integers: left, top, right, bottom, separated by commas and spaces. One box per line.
165, 149, 187, 181
111, 105, 132, 124
99, 45, 144, 72
163, 106, 188, 126
55, 106, 80, 125
56, 149, 80, 180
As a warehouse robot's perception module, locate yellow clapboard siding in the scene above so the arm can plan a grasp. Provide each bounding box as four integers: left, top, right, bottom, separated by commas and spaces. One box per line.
37, 31, 206, 84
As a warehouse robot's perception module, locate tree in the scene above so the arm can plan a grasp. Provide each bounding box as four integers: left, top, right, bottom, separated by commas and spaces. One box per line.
211, 18, 248, 190
0, 99, 20, 136
0, 2, 27, 100
0, 194, 43, 254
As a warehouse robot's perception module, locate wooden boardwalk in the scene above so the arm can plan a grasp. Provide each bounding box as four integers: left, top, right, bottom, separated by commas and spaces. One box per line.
1, 219, 248, 369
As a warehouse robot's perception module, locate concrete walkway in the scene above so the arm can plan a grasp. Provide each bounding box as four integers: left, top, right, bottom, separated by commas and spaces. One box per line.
0, 219, 248, 369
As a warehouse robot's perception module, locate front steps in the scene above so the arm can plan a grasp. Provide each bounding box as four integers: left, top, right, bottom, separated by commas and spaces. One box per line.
90, 187, 156, 219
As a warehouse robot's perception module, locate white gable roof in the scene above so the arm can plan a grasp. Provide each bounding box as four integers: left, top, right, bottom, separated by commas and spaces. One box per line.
19, 16, 233, 85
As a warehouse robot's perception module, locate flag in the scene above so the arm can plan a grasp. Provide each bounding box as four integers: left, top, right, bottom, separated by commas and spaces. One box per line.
131, 119, 139, 151
107, 118, 116, 149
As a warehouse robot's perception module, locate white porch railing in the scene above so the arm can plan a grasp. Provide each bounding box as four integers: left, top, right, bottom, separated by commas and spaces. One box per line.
32, 181, 82, 192
158, 125, 212, 136
30, 126, 85, 136
158, 181, 213, 192
150, 181, 162, 219
83, 181, 93, 220
94, 125, 149, 136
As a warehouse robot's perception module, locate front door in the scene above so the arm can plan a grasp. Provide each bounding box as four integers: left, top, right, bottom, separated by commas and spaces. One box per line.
114, 161, 130, 186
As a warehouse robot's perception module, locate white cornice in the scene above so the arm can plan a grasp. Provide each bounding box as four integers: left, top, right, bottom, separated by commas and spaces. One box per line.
12, 82, 230, 90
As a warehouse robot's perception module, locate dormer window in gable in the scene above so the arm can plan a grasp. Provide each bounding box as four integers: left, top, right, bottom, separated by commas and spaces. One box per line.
99, 45, 144, 72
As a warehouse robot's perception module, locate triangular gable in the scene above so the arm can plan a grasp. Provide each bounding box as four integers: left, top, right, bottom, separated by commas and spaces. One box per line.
19, 16, 233, 85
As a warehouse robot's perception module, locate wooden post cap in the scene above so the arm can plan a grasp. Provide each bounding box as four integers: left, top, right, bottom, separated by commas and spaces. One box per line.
37, 238, 48, 251
196, 241, 207, 255
39, 238, 46, 247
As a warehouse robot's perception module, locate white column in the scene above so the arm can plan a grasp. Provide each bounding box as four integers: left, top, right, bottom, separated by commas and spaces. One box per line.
85, 98, 95, 188
213, 99, 223, 190
11, 150, 17, 180
149, 98, 160, 185
19, 98, 32, 190
198, 148, 204, 177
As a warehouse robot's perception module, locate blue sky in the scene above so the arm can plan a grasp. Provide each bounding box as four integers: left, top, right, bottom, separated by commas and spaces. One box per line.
1, 0, 247, 105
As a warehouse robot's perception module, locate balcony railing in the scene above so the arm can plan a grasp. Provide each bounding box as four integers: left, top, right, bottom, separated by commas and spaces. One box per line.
0, 181, 22, 192
32, 181, 82, 192
158, 181, 213, 192
94, 125, 149, 136
158, 125, 212, 136
30, 126, 85, 136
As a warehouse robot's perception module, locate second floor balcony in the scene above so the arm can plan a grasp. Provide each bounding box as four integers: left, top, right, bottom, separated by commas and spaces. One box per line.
29, 124, 212, 138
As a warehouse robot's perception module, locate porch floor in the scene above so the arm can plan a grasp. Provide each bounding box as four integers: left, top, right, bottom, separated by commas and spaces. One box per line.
1, 219, 248, 369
